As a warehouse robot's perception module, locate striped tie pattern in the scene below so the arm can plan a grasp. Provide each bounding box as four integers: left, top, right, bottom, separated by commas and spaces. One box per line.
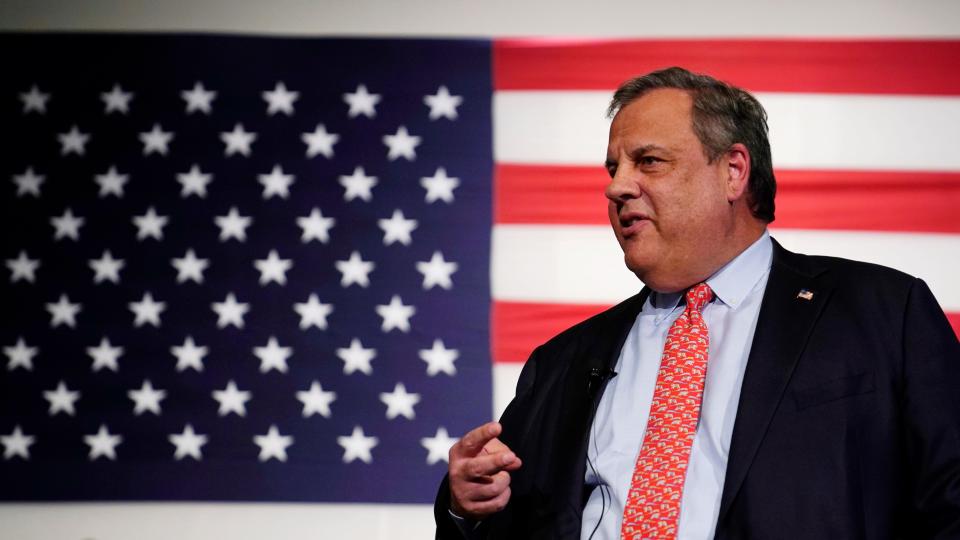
621, 283, 713, 540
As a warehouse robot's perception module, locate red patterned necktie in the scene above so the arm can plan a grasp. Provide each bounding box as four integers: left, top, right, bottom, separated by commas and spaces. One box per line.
621, 283, 713, 540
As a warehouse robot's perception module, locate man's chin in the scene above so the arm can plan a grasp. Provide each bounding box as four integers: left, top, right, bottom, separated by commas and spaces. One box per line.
623, 254, 652, 281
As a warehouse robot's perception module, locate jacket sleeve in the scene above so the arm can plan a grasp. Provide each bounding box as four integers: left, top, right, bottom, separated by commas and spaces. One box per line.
901, 278, 960, 537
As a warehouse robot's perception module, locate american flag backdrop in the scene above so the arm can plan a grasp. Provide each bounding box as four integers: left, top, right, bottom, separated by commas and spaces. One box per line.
2, 32, 960, 517
1, 34, 492, 503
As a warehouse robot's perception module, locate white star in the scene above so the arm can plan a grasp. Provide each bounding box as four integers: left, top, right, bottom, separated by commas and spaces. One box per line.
212, 380, 251, 417
20, 85, 50, 114
58, 126, 89, 156
253, 425, 294, 462
302, 124, 340, 159
262, 81, 299, 116
212, 292, 250, 329
6, 251, 40, 283
181, 82, 216, 114
417, 251, 458, 290
43, 381, 80, 416
379, 382, 421, 420
171, 249, 209, 284
168, 424, 208, 461
378, 209, 418, 246
254, 250, 293, 286
214, 207, 252, 242
139, 123, 174, 155
343, 84, 381, 118
94, 166, 129, 198
419, 339, 459, 376
382, 126, 421, 161
128, 380, 166, 415
335, 251, 374, 288
258, 165, 295, 199
171, 336, 208, 372
253, 336, 292, 374
220, 124, 257, 156
424, 86, 464, 120
129, 292, 166, 327
89, 250, 125, 284
293, 294, 334, 331
176, 164, 213, 198
50, 208, 85, 241
297, 208, 335, 243
84, 424, 122, 461
46, 294, 81, 328
4, 337, 37, 371
338, 426, 378, 464
12, 167, 44, 197
297, 381, 337, 418
101, 84, 133, 114
132, 207, 169, 241
336, 338, 376, 375
375, 295, 416, 333
338, 166, 378, 202
421, 427, 459, 465
1, 426, 35, 460
420, 167, 460, 203
86, 337, 123, 372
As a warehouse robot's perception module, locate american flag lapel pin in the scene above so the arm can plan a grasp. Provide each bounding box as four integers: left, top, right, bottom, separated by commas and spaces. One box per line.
796, 289, 814, 301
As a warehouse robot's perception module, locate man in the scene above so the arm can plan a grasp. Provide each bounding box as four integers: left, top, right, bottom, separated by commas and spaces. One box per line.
435, 67, 960, 539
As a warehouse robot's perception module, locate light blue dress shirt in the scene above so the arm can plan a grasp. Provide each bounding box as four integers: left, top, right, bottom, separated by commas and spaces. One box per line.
581, 232, 773, 540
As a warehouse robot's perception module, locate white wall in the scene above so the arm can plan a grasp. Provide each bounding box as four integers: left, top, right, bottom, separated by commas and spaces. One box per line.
1, 0, 959, 37
1, 1, 957, 538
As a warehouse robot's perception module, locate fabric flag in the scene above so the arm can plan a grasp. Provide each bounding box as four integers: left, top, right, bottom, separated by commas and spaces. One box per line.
2, 34, 959, 511
1, 34, 492, 503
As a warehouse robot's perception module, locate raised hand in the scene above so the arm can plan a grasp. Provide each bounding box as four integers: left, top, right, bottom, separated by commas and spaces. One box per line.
448, 422, 523, 520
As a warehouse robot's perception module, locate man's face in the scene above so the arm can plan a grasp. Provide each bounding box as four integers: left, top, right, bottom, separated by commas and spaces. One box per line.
605, 88, 736, 292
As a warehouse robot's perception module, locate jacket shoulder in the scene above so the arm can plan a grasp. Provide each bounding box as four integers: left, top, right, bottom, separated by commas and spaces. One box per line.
774, 239, 918, 290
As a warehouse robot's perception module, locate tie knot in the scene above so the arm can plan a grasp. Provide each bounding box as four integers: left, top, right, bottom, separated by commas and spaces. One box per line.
685, 283, 713, 312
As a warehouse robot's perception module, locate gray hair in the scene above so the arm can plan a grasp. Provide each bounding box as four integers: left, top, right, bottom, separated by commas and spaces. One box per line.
608, 67, 776, 223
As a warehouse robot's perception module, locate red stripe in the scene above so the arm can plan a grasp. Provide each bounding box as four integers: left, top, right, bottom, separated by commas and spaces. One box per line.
492, 301, 610, 363
495, 164, 960, 233
494, 301, 960, 363
494, 39, 960, 95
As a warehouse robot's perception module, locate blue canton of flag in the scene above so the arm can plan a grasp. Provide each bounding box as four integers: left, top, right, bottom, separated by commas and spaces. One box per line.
0, 34, 493, 503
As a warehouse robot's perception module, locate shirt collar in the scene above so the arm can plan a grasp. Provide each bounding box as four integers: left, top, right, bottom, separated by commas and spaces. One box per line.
649, 230, 773, 316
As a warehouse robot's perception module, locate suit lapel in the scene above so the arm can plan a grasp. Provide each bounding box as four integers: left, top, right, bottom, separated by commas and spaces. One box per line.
716, 240, 832, 527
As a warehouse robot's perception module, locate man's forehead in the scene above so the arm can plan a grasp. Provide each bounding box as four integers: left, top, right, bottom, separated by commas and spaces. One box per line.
608, 88, 696, 153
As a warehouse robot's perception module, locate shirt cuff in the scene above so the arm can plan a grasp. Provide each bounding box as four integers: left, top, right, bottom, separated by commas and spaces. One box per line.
447, 508, 483, 539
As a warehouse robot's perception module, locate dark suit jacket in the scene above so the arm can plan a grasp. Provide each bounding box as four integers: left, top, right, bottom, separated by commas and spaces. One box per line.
436, 240, 960, 539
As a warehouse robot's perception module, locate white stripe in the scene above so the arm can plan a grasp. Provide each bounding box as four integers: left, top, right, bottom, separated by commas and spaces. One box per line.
493, 363, 525, 420
494, 91, 960, 170
0, 503, 435, 540
492, 224, 960, 311
492, 224, 640, 303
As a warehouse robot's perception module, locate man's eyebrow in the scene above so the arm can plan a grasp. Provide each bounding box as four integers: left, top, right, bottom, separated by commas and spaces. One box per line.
631, 144, 670, 156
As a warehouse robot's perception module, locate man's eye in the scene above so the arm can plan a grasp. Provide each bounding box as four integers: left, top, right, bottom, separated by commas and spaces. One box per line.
639, 156, 661, 166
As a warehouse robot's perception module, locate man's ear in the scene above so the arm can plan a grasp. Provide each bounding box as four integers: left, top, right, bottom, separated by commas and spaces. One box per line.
725, 143, 751, 202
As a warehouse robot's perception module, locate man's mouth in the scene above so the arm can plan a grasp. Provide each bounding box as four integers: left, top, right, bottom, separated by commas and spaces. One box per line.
619, 213, 650, 236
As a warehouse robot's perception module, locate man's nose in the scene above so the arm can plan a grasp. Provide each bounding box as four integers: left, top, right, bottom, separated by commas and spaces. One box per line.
605, 167, 641, 203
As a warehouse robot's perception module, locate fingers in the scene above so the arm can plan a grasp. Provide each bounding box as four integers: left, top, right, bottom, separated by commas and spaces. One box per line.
463, 449, 519, 478
452, 421, 502, 459
452, 471, 512, 518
